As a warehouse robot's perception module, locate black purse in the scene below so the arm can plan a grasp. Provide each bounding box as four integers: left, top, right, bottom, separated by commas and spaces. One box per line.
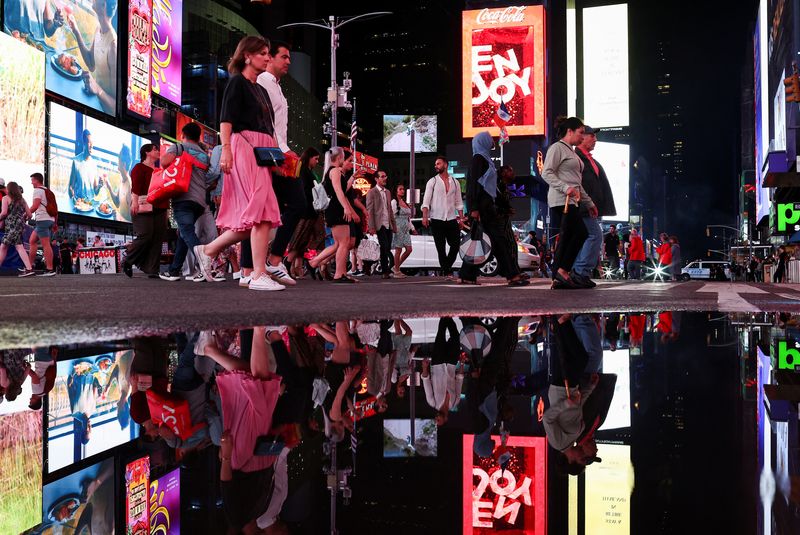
245, 81, 279, 168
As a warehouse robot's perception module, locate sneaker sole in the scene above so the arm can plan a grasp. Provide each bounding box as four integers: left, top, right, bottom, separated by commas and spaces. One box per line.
268, 272, 297, 286
159, 275, 181, 281
249, 283, 286, 291
193, 245, 214, 282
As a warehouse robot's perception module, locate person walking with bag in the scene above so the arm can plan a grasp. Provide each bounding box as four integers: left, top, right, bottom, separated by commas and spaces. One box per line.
392, 183, 414, 277
0, 181, 34, 276
542, 117, 597, 289
366, 170, 397, 279
459, 132, 529, 286
193, 36, 284, 291
124, 144, 166, 278
422, 156, 464, 279
27, 173, 59, 276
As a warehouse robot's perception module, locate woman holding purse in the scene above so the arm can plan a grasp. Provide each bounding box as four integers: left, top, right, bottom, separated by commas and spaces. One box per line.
194, 36, 284, 291
124, 144, 165, 278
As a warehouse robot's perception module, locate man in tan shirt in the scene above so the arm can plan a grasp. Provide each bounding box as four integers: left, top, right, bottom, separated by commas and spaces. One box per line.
367, 170, 397, 278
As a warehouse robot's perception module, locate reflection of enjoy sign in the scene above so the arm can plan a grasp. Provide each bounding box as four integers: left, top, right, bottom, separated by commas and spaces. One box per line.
777, 340, 800, 370
776, 202, 800, 232
472, 468, 532, 527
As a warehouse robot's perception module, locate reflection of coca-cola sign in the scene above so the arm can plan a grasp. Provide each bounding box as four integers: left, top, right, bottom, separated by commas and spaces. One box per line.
476, 6, 527, 25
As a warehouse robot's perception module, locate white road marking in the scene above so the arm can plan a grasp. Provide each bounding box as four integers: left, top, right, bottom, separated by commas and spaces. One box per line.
776, 293, 800, 301
696, 283, 768, 312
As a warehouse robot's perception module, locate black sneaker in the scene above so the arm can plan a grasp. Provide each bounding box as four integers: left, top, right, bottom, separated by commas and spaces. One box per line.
570, 271, 597, 288
40, 270, 56, 277
17, 269, 36, 278
159, 270, 181, 282
122, 262, 133, 278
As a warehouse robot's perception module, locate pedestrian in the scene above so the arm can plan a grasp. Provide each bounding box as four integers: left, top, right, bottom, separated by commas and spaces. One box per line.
669, 235, 681, 281
0, 178, 6, 200
627, 228, 645, 280
366, 169, 397, 279
496, 165, 528, 280
655, 233, 672, 277
27, 173, 58, 276
421, 156, 464, 279
604, 224, 621, 278
27, 346, 57, 410
307, 147, 357, 282
91, 235, 104, 248
286, 147, 322, 277
542, 117, 597, 289
421, 317, 466, 426
124, 144, 166, 278
774, 246, 789, 283
193, 36, 284, 291
159, 122, 211, 282
347, 170, 368, 277
0, 181, 35, 276
573, 126, 615, 287
459, 133, 529, 286
391, 183, 414, 277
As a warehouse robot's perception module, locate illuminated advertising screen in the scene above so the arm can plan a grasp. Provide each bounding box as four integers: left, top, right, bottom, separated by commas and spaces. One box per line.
593, 141, 630, 222
0, 32, 45, 208
150, 468, 181, 535
46, 351, 138, 473
462, 5, 546, 137
582, 4, 629, 128
152, 0, 182, 105
755, 0, 770, 224
42, 457, 114, 534
383, 115, 437, 152
383, 419, 437, 457
584, 444, 634, 534
48, 102, 147, 224
599, 350, 631, 430
774, 69, 786, 152
176, 112, 218, 148
462, 435, 547, 534
4, 0, 119, 116
127, 0, 152, 118
125, 456, 150, 535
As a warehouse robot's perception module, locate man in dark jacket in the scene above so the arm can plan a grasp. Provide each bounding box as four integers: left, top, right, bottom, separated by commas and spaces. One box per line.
570, 126, 616, 286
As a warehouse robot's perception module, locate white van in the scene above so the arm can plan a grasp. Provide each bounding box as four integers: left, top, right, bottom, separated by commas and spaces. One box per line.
680, 260, 731, 281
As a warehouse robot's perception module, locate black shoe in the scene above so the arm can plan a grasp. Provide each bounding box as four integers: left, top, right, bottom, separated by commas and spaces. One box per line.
553, 271, 579, 289
304, 259, 319, 281
159, 270, 181, 282
123, 262, 133, 278
508, 277, 530, 287
570, 271, 596, 288
332, 276, 355, 284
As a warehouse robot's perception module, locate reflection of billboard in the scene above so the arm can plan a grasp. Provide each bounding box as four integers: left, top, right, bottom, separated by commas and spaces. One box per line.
150, 468, 181, 535
584, 444, 633, 535
0, 409, 42, 535
46, 351, 137, 473
462, 435, 547, 534
383, 419, 437, 457
176, 112, 217, 149
582, 4, 629, 128
48, 102, 146, 224
42, 457, 114, 534
127, 0, 152, 118
4, 1, 119, 116
152, 0, 182, 105
383, 115, 437, 152
600, 349, 630, 430
593, 142, 630, 222
462, 6, 546, 137
0, 32, 45, 208
125, 456, 150, 535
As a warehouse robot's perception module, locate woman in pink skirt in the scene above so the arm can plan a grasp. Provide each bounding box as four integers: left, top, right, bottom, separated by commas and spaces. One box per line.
194, 36, 284, 291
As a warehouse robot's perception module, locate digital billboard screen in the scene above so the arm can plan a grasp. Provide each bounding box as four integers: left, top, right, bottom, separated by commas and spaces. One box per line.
150, 468, 181, 535
593, 141, 630, 222
48, 102, 147, 224
42, 457, 115, 533
4, 0, 119, 116
582, 4, 629, 128
152, 0, 183, 105
127, 0, 152, 118
383, 115, 437, 152
383, 419, 437, 457
462, 5, 546, 137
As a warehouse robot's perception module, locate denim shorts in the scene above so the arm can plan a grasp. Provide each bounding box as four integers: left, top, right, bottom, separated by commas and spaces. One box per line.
34, 220, 54, 239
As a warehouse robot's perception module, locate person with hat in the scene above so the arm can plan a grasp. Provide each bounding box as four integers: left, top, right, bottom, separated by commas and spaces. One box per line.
572, 126, 616, 287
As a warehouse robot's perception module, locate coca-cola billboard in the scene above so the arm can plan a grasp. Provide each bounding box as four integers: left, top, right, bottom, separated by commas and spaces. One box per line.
462, 5, 546, 137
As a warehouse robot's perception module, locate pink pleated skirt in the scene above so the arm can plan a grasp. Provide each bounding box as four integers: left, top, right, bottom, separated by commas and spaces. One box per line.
216, 131, 282, 232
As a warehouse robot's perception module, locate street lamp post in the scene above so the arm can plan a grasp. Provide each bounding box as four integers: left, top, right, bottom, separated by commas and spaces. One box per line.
278, 12, 392, 148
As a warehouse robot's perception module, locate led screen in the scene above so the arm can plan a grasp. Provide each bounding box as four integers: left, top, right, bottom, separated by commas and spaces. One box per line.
383, 419, 437, 457
150, 468, 181, 535
383, 115, 437, 152
584, 444, 634, 534
462, 6, 546, 137
599, 349, 630, 430
0, 32, 45, 208
48, 102, 147, 224
152, 0, 182, 105
592, 141, 630, 222
582, 4, 630, 128
42, 457, 114, 533
46, 351, 137, 473
774, 69, 786, 151
4, 0, 119, 116
755, 0, 770, 224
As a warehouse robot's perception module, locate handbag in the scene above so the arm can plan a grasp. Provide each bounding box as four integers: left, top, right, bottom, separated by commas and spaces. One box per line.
357, 238, 380, 262
312, 179, 330, 211
459, 221, 492, 266
146, 144, 209, 204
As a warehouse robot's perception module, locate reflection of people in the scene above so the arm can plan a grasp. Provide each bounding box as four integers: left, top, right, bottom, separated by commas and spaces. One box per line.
66, 0, 117, 114
28, 346, 57, 410
4, 0, 61, 42
67, 359, 99, 445
421, 317, 466, 426
68, 129, 99, 205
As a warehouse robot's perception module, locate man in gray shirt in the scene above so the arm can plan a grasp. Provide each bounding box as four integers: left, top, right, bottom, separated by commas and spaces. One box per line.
160, 122, 210, 281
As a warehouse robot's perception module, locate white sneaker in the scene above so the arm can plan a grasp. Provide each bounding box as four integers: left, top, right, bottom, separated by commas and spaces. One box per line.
193, 245, 214, 282
266, 262, 296, 286
190, 272, 206, 282
239, 275, 252, 287
265, 325, 288, 336
211, 271, 226, 282
249, 274, 286, 291
194, 331, 214, 356
233, 271, 242, 280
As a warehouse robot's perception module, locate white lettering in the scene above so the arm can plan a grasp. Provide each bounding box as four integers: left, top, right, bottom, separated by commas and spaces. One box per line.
473, 499, 493, 528
473, 468, 490, 498
490, 470, 517, 496
471, 46, 533, 106
472, 45, 494, 73
508, 476, 532, 506
492, 48, 520, 77
493, 495, 521, 525
476, 6, 527, 25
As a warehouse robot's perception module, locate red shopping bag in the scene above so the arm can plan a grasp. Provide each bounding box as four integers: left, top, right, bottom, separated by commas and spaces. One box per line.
146, 147, 209, 204
146, 389, 206, 440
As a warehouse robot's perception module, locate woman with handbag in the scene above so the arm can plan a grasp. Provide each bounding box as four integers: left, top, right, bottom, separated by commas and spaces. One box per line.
124, 144, 165, 278
460, 132, 529, 286
194, 36, 284, 291
391, 183, 414, 277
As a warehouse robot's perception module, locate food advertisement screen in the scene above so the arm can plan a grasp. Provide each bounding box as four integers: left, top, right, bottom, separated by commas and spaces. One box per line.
152, 0, 182, 105
4, 0, 119, 116
0, 31, 45, 208
48, 102, 147, 224
46, 351, 138, 473
462, 5, 546, 137
127, 0, 152, 118
150, 468, 181, 535
42, 457, 114, 534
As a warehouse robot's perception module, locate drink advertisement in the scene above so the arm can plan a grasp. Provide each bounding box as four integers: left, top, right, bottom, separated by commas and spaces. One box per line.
126, 456, 151, 535
152, 0, 183, 105
461, 5, 546, 137
127, 0, 153, 118
150, 468, 180, 535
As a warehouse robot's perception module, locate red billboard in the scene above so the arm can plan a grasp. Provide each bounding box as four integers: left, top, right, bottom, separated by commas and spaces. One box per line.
462, 435, 547, 534
462, 6, 546, 137
127, 0, 153, 118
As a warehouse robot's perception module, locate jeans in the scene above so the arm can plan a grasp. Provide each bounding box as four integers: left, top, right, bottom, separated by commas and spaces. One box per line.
572, 217, 603, 277
270, 173, 307, 258
173, 332, 205, 392
628, 260, 643, 280
377, 226, 394, 274
430, 218, 461, 275
169, 201, 205, 272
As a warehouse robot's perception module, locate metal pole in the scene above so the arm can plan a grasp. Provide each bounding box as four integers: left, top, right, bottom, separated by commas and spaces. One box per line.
330, 17, 338, 148
500, 142, 504, 167
409, 362, 416, 452
409, 128, 416, 213
330, 444, 337, 534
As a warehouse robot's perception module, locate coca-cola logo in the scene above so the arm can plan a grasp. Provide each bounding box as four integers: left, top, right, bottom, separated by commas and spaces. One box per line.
476, 6, 527, 25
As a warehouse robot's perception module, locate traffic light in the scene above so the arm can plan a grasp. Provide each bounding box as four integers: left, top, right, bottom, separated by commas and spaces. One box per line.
785, 73, 800, 102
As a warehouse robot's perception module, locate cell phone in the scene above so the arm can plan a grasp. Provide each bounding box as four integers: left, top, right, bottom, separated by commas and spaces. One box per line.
253, 435, 284, 456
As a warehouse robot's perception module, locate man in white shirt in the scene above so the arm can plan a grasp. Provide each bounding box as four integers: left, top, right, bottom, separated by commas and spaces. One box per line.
366, 170, 397, 278
28, 173, 57, 276
257, 40, 307, 287
421, 157, 464, 278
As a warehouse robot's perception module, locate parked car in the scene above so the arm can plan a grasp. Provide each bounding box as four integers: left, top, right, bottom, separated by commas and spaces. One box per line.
369, 219, 540, 277
680, 260, 731, 281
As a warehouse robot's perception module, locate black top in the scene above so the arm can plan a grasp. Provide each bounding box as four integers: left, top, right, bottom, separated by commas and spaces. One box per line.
466, 155, 490, 211
604, 233, 620, 257
219, 74, 275, 136
576, 149, 616, 217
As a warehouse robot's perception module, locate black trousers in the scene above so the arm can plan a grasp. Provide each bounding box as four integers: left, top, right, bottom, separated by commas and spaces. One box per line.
377, 226, 393, 273
431, 317, 460, 366
126, 210, 168, 275
430, 218, 461, 275
270, 174, 307, 258
460, 191, 520, 282
551, 205, 587, 277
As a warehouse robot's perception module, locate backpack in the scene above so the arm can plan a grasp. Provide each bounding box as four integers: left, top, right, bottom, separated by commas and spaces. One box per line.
38, 187, 58, 218
312, 179, 330, 211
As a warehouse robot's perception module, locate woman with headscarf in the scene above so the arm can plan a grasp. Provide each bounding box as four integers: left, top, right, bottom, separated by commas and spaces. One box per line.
460, 131, 529, 286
